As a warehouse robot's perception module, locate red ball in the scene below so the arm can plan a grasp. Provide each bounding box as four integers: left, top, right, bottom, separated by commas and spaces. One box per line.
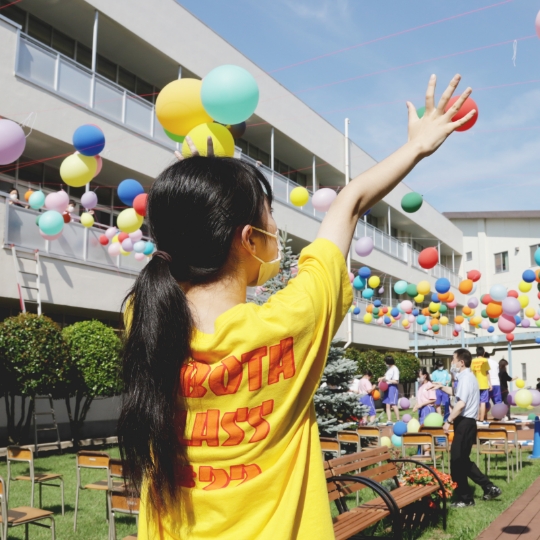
452, 330, 459, 337
133, 193, 147, 217
467, 269, 481, 282
506, 333, 515, 342
418, 247, 439, 270
382, 306, 388, 314
99, 234, 109, 246
444, 96, 478, 132
118, 232, 129, 243
508, 290, 519, 298
62, 212, 71, 224
379, 381, 389, 392
480, 294, 492, 305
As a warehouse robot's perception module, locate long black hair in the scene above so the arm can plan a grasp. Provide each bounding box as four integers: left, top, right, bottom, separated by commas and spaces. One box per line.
118, 156, 272, 510
420, 367, 432, 382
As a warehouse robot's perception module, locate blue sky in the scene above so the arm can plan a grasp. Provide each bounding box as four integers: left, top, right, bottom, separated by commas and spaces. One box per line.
178, 0, 540, 212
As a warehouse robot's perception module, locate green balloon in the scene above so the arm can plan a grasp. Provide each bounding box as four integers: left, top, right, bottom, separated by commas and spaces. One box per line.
401, 192, 423, 213
528, 413, 537, 421
537, 282, 540, 292
481, 309, 488, 318
424, 412, 444, 427
35, 215, 40, 226
406, 283, 418, 297
439, 304, 448, 313
489, 317, 499, 323
164, 129, 185, 143
417, 106, 426, 118
373, 307, 380, 316
432, 324, 440, 332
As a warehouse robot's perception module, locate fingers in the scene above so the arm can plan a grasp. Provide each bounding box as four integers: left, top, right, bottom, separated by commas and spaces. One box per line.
406, 101, 418, 124
185, 136, 199, 157
450, 108, 476, 130
444, 87, 473, 121
425, 74, 436, 113
174, 150, 184, 162
437, 74, 461, 113
206, 136, 214, 157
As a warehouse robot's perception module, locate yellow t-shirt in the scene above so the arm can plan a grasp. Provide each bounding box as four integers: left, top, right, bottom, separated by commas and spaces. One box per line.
471, 357, 490, 390
137, 238, 351, 540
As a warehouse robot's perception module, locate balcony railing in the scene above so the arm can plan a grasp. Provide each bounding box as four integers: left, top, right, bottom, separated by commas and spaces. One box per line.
16, 33, 175, 149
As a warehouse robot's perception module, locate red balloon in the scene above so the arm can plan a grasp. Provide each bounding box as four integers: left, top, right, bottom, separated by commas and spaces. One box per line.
508, 290, 519, 298
379, 381, 389, 392
506, 333, 515, 342
444, 96, 478, 132
537, 292, 540, 300
418, 247, 439, 269
118, 232, 129, 243
62, 212, 71, 224
467, 269, 481, 282
480, 294, 492, 305
133, 193, 147, 217
382, 306, 388, 314
99, 234, 109, 246
452, 330, 459, 337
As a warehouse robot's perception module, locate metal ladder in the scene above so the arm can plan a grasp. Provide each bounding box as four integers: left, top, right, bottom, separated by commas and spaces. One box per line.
11, 245, 42, 315
33, 395, 62, 455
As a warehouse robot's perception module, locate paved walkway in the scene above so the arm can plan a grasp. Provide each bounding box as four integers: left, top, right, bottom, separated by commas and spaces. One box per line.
477, 475, 540, 540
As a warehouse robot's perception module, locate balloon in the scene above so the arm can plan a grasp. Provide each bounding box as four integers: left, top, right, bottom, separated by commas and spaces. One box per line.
143, 241, 155, 256
480, 294, 492, 305
435, 278, 451, 294
28, 191, 45, 210
363, 313, 373, 324
424, 413, 444, 427
498, 313, 516, 334
526, 307, 536, 318
406, 283, 418, 297
490, 284, 507, 302
201, 65, 259, 124
38, 210, 64, 236
502, 296, 521, 316
108, 243, 121, 257
117, 208, 144, 233
73, 124, 105, 156
0, 119, 26, 165
440, 316, 449, 326
379, 381, 389, 392
362, 288, 374, 299
80, 212, 94, 228
164, 129, 185, 143
415, 294, 425, 303
81, 191, 98, 210
518, 295, 529, 308
118, 179, 144, 207
491, 334, 499, 344
447, 299, 457, 309
506, 333, 515, 342
431, 293, 440, 304
134, 252, 146, 261
516, 389, 533, 408
99, 235, 109, 246
391, 435, 402, 447
418, 247, 438, 269
94, 155, 103, 177
121, 238, 134, 252
516, 379, 525, 389
39, 230, 62, 241
534, 248, 540, 267
24, 189, 33, 202
417, 281, 430, 295
380, 436, 392, 448
372, 389, 381, 400
531, 390, 540, 407
132, 193, 148, 218
355, 237, 374, 257
289, 186, 309, 207
407, 418, 420, 433
487, 302, 503, 318
60, 153, 97, 187
353, 306, 361, 315
519, 280, 532, 293
508, 289, 519, 298
491, 403, 508, 420
467, 269, 481, 282
156, 79, 212, 135
378, 287, 385, 294
399, 398, 410, 410
45, 190, 69, 213
507, 391, 517, 406
348, 272, 354, 283
454, 323, 462, 332
459, 279, 473, 294
105, 227, 118, 240
523, 269, 536, 283
312, 188, 337, 212
133, 240, 146, 253
129, 229, 143, 242
368, 276, 380, 289
353, 276, 365, 290
227, 122, 247, 139
416, 106, 425, 118
400, 300, 413, 313
467, 297, 479, 308
62, 212, 71, 224
181, 122, 235, 158
359, 267, 371, 279
417, 315, 426, 325
444, 96, 478, 131
401, 192, 423, 213
394, 280, 408, 295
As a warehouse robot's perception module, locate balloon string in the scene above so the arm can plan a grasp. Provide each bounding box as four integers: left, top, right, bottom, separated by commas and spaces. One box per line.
512, 40, 517, 67
20, 112, 37, 138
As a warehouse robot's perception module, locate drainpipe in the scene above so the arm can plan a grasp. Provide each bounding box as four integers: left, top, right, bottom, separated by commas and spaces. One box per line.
344, 118, 352, 349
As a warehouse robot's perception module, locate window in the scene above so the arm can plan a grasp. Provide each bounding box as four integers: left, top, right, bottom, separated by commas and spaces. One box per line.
391, 227, 398, 239
522, 363, 527, 381
366, 214, 379, 229
118, 67, 137, 94
28, 15, 52, 46
76, 43, 92, 69
494, 251, 509, 273
412, 240, 425, 252
136, 78, 154, 102
0, 0, 26, 27
466, 251, 472, 261
530, 244, 540, 266
97, 54, 117, 82
17, 157, 44, 185
52, 29, 75, 58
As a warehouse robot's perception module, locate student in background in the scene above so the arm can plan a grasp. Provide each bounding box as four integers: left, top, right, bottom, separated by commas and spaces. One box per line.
471, 346, 491, 421
351, 370, 377, 424
431, 359, 452, 421
487, 352, 502, 405
379, 355, 400, 422
499, 359, 517, 421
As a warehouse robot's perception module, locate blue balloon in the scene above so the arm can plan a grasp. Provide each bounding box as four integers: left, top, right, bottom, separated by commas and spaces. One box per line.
412, 309, 419, 316
515, 315, 522, 325
353, 276, 365, 290
373, 300, 382, 308
201, 65, 259, 125
536, 337, 540, 344
431, 293, 440, 303
535, 248, 540, 267
359, 267, 371, 279
394, 280, 408, 295
488, 326, 495, 333
417, 315, 426, 325
393, 421, 407, 436
523, 269, 536, 283
39, 210, 64, 236
118, 179, 144, 206
391, 308, 400, 318
353, 306, 361, 315
384, 316, 391, 325
73, 124, 105, 156
143, 241, 155, 256
391, 434, 402, 447
362, 288, 374, 299
422, 324, 428, 332
133, 240, 146, 253
435, 277, 451, 294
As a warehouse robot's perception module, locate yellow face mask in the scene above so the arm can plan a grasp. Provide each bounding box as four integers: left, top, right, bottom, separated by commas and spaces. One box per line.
244, 226, 282, 286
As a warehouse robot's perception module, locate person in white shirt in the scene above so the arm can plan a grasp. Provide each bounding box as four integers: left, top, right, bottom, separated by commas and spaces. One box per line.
350, 370, 376, 423
486, 352, 502, 405
379, 355, 400, 422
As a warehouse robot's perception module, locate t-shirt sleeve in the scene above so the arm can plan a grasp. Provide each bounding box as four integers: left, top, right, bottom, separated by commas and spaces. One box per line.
482, 360, 490, 376
455, 378, 472, 404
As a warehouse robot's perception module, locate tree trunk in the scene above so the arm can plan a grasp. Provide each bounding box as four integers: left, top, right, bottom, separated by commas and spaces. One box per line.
65, 392, 94, 450
5, 394, 35, 444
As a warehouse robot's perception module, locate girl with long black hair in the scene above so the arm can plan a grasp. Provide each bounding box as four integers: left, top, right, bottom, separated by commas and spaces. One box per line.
119, 75, 475, 539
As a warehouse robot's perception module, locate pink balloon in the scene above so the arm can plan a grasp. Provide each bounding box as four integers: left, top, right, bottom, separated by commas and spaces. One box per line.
134, 252, 146, 261
105, 227, 118, 240
502, 296, 521, 316
312, 188, 337, 212
536, 9, 540, 39
401, 300, 413, 313
129, 229, 143, 242
481, 320, 490, 329
522, 318, 531, 328
454, 323, 462, 332
0, 119, 26, 165
348, 271, 354, 283
534, 314, 540, 321
408, 314, 415, 323
108, 243, 121, 257
39, 230, 62, 241
376, 317, 384, 325
94, 155, 103, 177
45, 190, 69, 213
531, 390, 540, 407
498, 313, 516, 334
447, 300, 458, 309
354, 237, 374, 257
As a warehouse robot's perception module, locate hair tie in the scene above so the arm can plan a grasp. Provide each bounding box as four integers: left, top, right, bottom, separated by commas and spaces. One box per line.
153, 250, 172, 263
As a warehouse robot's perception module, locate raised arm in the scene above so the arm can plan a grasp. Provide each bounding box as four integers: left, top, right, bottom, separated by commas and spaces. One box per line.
317, 74, 475, 257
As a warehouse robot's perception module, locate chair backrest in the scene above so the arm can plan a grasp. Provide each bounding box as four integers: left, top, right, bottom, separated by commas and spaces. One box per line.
111, 490, 140, 515
109, 458, 124, 478
420, 426, 446, 437
489, 422, 517, 433
336, 430, 359, 444
477, 428, 508, 441
320, 437, 339, 454
401, 433, 434, 446
7, 445, 33, 463
77, 450, 110, 469
357, 426, 381, 439
0, 476, 6, 525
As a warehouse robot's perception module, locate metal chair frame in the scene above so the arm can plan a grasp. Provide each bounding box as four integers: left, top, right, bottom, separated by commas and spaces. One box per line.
476, 428, 514, 482
401, 433, 440, 469
489, 422, 523, 471
108, 490, 139, 540
420, 427, 450, 473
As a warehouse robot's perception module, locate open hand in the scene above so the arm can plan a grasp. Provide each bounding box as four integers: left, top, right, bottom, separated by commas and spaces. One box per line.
174, 135, 214, 161
406, 74, 475, 158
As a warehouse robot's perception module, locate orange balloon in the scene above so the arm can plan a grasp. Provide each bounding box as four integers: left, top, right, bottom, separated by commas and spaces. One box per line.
486, 302, 503, 318
438, 292, 450, 301
447, 292, 455, 302
536, 269, 540, 283
455, 315, 464, 324
372, 390, 381, 400
422, 308, 430, 317
24, 189, 34, 202
459, 279, 473, 294
449, 432, 454, 442
462, 306, 472, 316
367, 304, 373, 313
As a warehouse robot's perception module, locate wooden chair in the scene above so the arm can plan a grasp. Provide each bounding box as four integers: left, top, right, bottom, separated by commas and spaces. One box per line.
420, 427, 449, 473
336, 430, 360, 454
401, 433, 440, 469
108, 490, 139, 540
476, 429, 515, 482
320, 437, 340, 459
357, 426, 383, 447
6, 446, 64, 516
0, 476, 55, 540
489, 422, 523, 471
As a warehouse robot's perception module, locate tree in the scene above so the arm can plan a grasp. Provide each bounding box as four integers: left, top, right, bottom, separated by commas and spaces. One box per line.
62, 320, 122, 448
345, 349, 386, 380
393, 352, 421, 397
0, 313, 70, 444
314, 343, 368, 436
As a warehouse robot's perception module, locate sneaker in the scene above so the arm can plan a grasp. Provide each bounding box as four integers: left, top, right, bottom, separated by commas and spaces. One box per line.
483, 486, 502, 501
451, 501, 475, 508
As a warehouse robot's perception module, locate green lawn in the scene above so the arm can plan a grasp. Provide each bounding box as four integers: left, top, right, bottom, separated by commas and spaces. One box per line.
0, 445, 137, 540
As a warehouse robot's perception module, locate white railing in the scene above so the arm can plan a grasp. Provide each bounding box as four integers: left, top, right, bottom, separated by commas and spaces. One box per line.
16, 33, 175, 149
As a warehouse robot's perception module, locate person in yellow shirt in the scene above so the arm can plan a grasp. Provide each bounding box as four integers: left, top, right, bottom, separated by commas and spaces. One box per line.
471, 346, 491, 421
118, 75, 475, 539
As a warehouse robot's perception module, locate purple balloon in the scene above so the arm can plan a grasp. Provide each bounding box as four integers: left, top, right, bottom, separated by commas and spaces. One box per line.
121, 238, 134, 252
399, 397, 410, 410
312, 188, 337, 212
522, 318, 531, 328
355, 236, 374, 257
502, 296, 521, 316
0, 119, 26, 165
81, 191, 98, 210
402, 414, 412, 423
531, 389, 540, 407
467, 297, 479, 308
491, 403, 508, 419
508, 390, 517, 406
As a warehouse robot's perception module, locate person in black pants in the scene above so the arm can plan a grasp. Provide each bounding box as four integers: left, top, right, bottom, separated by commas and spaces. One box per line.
499, 359, 517, 420
443, 348, 502, 508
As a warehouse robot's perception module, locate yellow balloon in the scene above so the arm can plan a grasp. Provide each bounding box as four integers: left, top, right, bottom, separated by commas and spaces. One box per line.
417, 280, 431, 295
516, 379, 525, 389
515, 389, 532, 408
402, 319, 410, 327
440, 316, 449, 326
407, 418, 420, 433
470, 316, 482, 326
181, 122, 235, 158
368, 276, 381, 288
526, 307, 535, 318
431, 312, 441, 319
120, 247, 130, 256
363, 313, 373, 324
518, 295, 529, 308
117, 208, 144, 233
380, 436, 392, 448
156, 79, 212, 136
80, 212, 94, 228
429, 302, 440, 312
289, 186, 310, 207
112, 235, 119, 243
414, 294, 424, 303
60, 153, 97, 188
519, 280, 532, 293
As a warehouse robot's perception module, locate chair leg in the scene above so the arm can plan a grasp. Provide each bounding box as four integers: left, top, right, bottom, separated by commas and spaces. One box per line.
39, 481, 42, 508
50, 516, 56, 540
60, 478, 65, 517
25, 522, 29, 540
31, 479, 35, 508
74, 469, 80, 532
6, 463, 10, 505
